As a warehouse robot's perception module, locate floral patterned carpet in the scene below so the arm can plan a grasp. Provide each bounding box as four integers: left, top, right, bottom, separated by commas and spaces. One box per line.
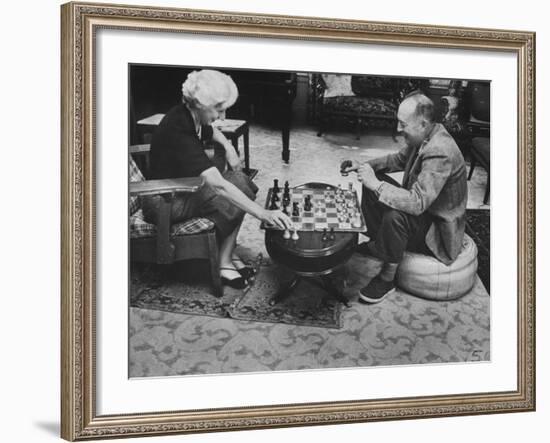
130, 272, 489, 377
130, 259, 343, 329
129, 124, 490, 378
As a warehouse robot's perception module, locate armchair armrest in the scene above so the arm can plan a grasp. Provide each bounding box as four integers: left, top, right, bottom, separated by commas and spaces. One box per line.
130, 177, 203, 197
130, 177, 203, 264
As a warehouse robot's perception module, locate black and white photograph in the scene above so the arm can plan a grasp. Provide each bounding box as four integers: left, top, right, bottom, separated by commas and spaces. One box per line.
128, 65, 491, 377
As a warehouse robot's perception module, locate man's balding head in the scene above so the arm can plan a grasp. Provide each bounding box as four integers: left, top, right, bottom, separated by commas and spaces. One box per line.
397, 93, 436, 147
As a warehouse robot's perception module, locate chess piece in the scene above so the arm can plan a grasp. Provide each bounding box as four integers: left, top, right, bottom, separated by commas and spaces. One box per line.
284, 181, 290, 191
291, 229, 299, 241
283, 229, 291, 240
269, 194, 279, 210
282, 204, 289, 216
322, 228, 328, 242
329, 227, 335, 240
292, 202, 299, 217
315, 204, 324, 217
283, 188, 291, 204
352, 216, 362, 228
273, 179, 280, 193
272, 191, 280, 202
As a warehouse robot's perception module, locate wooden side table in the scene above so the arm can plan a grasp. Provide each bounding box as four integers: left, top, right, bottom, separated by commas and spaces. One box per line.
137, 114, 251, 173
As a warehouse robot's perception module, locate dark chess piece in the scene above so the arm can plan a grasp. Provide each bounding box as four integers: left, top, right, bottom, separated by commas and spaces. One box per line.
283, 190, 291, 205
304, 196, 312, 212
269, 198, 279, 210
284, 181, 290, 192
272, 191, 280, 202
292, 202, 299, 217
282, 205, 289, 216
329, 227, 336, 240
322, 228, 328, 242
273, 179, 280, 193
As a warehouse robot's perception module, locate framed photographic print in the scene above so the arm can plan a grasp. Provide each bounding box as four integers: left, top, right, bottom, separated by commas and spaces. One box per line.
61, 1, 536, 440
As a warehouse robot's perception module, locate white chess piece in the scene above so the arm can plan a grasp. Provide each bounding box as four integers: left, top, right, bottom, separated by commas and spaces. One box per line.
291, 229, 299, 241
283, 229, 290, 240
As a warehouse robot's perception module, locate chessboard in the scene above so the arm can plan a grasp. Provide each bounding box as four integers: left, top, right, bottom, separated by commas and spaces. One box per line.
261, 181, 367, 233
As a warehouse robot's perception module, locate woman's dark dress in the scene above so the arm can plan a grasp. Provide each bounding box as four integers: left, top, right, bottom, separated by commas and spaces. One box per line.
142, 103, 257, 237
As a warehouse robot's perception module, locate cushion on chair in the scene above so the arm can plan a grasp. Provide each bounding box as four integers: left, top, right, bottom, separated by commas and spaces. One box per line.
129, 155, 145, 215
130, 209, 157, 239
171, 217, 215, 235
321, 74, 353, 98
396, 234, 478, 301
130, 209, 215, 239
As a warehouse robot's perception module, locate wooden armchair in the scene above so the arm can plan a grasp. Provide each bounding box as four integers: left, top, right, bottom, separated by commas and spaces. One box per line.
129, 150, 223, 297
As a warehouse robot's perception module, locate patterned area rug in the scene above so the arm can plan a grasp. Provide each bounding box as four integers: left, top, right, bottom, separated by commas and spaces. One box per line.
466, 209, 490, 293
130, 261, 341, 329
229, 264, 342, 329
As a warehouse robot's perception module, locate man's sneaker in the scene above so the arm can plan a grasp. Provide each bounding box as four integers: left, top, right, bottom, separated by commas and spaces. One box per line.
358, 276, 395, 304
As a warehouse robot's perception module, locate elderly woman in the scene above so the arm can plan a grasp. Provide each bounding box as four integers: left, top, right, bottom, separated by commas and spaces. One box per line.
143, 70, 292, 289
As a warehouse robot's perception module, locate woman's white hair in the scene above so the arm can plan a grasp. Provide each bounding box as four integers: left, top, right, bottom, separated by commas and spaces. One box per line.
181, 70, 238, 110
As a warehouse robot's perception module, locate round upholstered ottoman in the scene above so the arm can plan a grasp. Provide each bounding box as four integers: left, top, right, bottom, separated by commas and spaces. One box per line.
396, 234, 478, 301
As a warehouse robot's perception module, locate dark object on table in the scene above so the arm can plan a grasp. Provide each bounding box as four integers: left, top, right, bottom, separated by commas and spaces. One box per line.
283, 189, 291, 205
304, 195, 312, 212
292, 202, 300, 217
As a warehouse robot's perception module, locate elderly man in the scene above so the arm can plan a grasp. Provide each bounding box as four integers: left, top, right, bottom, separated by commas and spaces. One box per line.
341, 92, 468, 304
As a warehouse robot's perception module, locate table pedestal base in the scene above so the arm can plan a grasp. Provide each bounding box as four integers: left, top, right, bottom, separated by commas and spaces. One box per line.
269, 273, 350, 308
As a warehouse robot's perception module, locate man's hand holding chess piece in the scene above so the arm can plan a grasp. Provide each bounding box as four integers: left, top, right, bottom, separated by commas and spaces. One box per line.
340, 159, 381, 192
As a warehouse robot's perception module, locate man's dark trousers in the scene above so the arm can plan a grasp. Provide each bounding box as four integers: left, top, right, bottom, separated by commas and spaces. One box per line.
361, 174, 434, 263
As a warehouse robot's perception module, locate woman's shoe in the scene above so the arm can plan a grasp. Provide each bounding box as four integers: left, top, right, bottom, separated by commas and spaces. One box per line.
231, 257, 257, 280
220, 267, 248, 289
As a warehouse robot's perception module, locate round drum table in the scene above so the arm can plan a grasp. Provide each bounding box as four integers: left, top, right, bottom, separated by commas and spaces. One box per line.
264, 182, 364, 307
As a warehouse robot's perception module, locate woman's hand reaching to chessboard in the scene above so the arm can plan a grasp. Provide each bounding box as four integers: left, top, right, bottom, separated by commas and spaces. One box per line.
260, 209, 294, 230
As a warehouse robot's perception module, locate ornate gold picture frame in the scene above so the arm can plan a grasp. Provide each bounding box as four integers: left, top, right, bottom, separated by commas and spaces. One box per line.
61, 1, 535, 440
